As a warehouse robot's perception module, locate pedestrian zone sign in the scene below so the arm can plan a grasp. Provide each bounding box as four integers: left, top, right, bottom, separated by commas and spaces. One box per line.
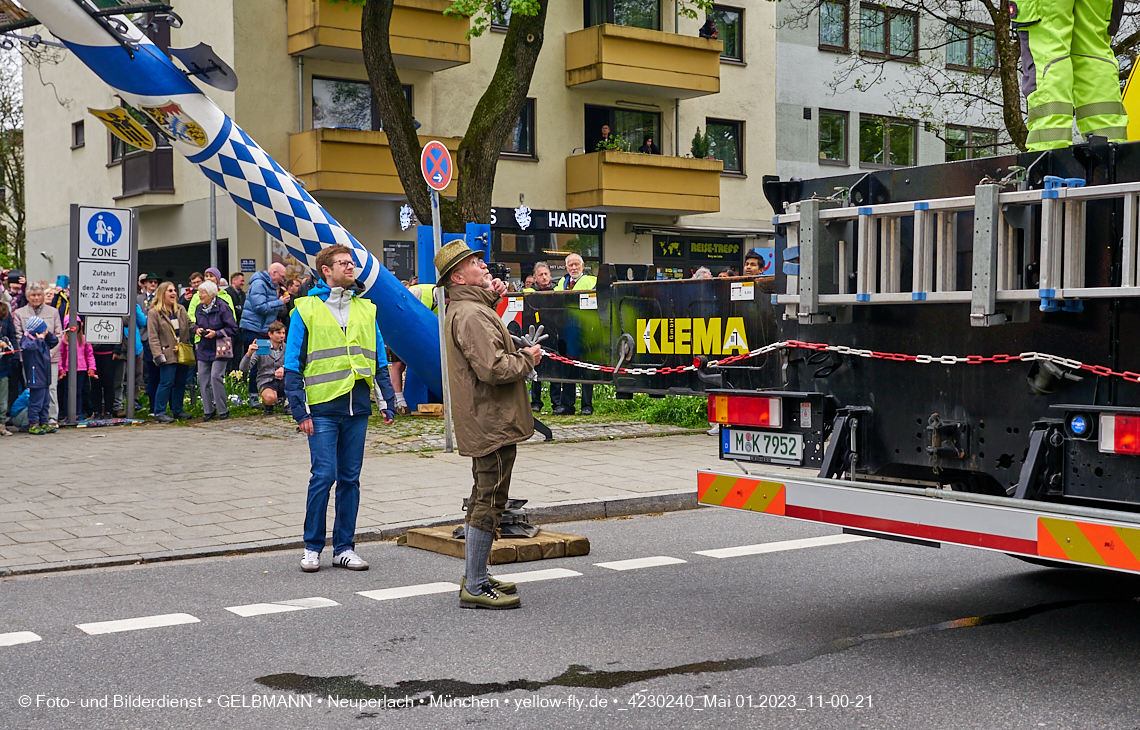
79, 207, 131, 261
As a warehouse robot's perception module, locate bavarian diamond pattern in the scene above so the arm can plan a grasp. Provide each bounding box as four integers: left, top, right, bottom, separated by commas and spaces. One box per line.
199, 120, 373, 282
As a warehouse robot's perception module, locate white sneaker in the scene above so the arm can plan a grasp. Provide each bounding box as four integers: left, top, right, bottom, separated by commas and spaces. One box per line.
332, 549, 369, 571
707, 424, 719, 436
300, 549, 320, 573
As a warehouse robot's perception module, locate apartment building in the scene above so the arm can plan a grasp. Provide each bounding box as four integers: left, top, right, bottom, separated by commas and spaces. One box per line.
776, 0, 1005, 183
24, 0, 777, 286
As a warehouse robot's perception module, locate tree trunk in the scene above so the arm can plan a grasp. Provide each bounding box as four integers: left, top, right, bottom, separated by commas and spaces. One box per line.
987, 4, 1029, 152
361, 0, 549, 233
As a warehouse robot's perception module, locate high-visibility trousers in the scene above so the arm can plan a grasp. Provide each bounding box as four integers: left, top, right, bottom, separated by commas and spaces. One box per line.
1017, 0, 1128, 150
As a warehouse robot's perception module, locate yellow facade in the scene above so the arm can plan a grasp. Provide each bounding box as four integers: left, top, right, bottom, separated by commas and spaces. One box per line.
290, 128, 460, 198
565, 24, 721, 99
566, 151, 722, 214
288, 0, 470, 71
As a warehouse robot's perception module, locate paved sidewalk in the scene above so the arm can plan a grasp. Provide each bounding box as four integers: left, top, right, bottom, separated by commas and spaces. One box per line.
0, 417, 729, 573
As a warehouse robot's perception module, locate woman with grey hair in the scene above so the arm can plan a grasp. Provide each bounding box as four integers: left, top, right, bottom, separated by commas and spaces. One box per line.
193, 280, 238, 421
692, 266, 713, 280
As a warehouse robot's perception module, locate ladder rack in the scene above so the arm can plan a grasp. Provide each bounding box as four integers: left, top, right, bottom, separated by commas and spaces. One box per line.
771, 179, 1140, 327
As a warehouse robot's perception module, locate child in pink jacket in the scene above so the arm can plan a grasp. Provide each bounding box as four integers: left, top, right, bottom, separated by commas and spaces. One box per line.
58, 315, 97, 421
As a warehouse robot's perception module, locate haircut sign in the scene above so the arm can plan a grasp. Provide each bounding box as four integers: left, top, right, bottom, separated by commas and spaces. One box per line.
73, 206, 135, 317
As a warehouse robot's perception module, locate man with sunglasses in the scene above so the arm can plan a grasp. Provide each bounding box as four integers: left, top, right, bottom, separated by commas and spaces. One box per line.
285, 244, 396, 574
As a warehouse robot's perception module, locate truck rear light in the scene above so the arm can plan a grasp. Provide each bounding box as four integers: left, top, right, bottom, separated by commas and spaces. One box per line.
1099, 414, 1140, 455
708, 395, 782, 428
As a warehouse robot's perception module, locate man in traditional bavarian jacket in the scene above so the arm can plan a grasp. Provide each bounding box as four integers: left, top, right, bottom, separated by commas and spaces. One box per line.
436, 240, 543, 609
285, 244, 396, 573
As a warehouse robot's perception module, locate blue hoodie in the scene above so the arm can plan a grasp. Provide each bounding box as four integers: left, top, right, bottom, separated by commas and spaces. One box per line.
21, 331, 58, 388
284, 280, 395, 423
239, 269, 285, 335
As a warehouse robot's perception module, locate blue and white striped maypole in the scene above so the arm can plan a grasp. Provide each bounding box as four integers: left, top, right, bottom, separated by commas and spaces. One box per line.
22, 0, 444, 393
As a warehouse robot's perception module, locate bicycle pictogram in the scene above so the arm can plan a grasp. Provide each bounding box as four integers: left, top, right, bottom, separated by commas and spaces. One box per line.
91, 319, 116, 334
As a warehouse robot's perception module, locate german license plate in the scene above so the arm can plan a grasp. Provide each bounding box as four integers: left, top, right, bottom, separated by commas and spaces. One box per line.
721, 428, 803, 465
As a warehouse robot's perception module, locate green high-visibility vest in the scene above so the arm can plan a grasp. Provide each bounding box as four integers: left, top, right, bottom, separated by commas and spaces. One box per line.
294, 295, 377, 406
409, 283, 437, 311
554, 274, 597, 291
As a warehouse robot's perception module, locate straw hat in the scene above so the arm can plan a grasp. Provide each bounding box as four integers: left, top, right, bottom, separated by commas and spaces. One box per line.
433, 240, 485, 283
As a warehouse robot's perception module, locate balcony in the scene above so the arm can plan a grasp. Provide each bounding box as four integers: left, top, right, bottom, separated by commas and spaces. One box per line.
287, 0, 469, 71
565, 24, 721, 99
116, 147, 175, 203
565, 150, 721, 214
289, 128, 459, 199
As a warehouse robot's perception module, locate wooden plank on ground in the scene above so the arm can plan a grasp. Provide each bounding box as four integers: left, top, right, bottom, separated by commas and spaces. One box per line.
405, 525, 590, 564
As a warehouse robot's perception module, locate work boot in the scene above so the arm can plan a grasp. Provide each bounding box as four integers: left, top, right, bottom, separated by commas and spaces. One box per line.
460, 583, 520, 610
460, 575, 517, 595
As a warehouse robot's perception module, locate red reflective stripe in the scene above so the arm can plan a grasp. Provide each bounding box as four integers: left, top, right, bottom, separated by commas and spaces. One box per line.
784, 505, 1038, 555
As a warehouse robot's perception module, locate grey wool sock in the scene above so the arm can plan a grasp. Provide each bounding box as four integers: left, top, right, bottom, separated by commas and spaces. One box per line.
464, 524, 494, 592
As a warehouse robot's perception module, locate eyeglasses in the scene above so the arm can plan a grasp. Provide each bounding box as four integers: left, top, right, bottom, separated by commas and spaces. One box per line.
330, 259, 355, 269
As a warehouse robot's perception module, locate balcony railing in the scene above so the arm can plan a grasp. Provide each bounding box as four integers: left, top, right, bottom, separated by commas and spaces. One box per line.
287, 0, 469, 71
289, 128, 459, 198
565, 24, 721, 99
119, 147, 174, 199
566, 150, 722, 214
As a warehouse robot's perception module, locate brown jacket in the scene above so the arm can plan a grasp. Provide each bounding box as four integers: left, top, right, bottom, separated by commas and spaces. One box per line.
445, 284, 535, 457
147, 304, 192, 364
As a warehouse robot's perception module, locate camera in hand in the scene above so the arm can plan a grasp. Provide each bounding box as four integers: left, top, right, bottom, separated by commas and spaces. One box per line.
487, 262, 510, 283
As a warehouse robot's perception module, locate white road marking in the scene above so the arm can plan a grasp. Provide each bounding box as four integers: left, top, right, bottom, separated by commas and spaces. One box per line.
357, 582, 459, 602
0, 631, 42, 647
492, 568, 582, 583
226, 597, 340, 617
694, 534, 873, 559
76, 613, 200, 636
594, 556, 687, 571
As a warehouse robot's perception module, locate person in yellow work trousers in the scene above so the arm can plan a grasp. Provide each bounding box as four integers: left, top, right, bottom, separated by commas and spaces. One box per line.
1013, 0, 1127, 150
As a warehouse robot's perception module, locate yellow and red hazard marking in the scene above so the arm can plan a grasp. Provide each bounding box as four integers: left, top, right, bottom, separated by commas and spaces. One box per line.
697, 473, 785, 515
1037, 517, 1140, 571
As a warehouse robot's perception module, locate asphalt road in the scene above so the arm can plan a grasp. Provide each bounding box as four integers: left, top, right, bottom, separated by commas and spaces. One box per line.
2, 507, 1140, 730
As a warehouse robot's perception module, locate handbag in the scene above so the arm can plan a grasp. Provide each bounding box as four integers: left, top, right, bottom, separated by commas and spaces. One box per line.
168, 315, 195, 366
215, 335, 233, 359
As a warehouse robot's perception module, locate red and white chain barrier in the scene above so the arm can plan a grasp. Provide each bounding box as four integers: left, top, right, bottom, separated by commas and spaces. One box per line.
542, 340, 1140, 384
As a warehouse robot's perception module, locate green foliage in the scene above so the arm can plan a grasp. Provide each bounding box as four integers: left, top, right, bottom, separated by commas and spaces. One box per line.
595, 136, 629, 152
590, 384, 709, 429
690, 126, 711, 158
445, 0, 541, 39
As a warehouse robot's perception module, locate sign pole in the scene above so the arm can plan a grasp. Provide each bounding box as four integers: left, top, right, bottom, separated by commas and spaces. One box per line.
126, 208, 139, 419
68, 204, 79, 426
432, 188, 454, 453
209, 182, 218, 271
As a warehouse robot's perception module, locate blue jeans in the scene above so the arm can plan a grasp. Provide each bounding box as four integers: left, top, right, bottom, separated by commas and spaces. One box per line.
303, 414, 368, 554
154, 363, 189, 415
144, 356, 160, 413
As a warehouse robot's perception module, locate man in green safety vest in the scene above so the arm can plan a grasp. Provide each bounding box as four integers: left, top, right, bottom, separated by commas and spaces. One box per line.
284, 244, 396, 574
388, 281, 437, 414
1013, 0, 1128, 150
552, 253, 597, 416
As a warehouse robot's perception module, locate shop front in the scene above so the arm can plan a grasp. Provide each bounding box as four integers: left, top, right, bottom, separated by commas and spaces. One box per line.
653, 234, 745, 279
490, 207, 605, 286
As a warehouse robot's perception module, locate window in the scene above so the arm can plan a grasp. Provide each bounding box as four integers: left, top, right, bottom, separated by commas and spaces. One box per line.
859, 4, 916, 59
706, 118, 743, 174
819, 0, 848, 50
946, 23, 995, 72
585, 104, 662, 154
71, 120, 84, 149
945, 126, 997, 161
312, 78, 413, 132
859, 115, 916, 167
110, 105, 167, 165
710, 5, 743, 62
503, 98, 536, 158
493, 232, 602, 284
818, 110, 848, 165
491, 0, 511, 29
584, 0, 660, 30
